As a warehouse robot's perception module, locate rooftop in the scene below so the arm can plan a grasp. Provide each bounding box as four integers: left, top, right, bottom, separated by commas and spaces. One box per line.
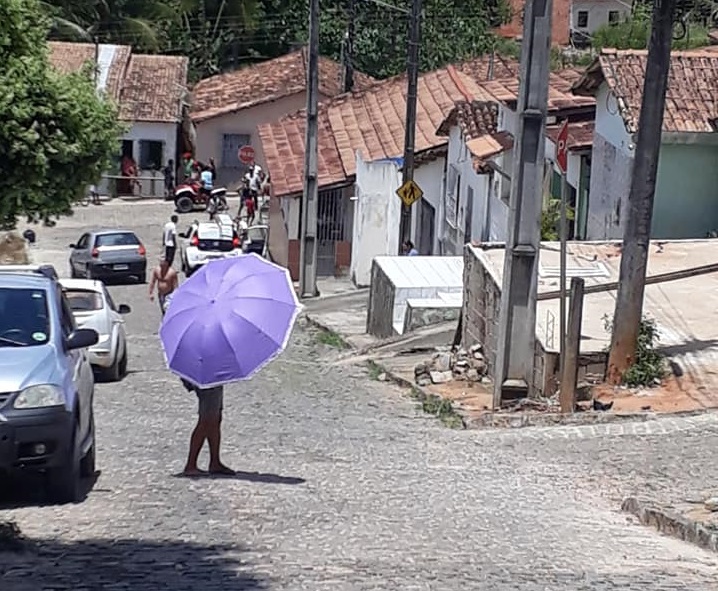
545, 120, 595, 151
572, 48, 718, 133
190, 49, 376, 122
470, 239, 718, 393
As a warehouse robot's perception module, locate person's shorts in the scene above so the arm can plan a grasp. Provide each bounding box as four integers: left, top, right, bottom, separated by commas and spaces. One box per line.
196, 386, 223, 417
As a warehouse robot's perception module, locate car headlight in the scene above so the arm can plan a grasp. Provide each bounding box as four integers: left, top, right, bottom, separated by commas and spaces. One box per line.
13, 385, 65, 409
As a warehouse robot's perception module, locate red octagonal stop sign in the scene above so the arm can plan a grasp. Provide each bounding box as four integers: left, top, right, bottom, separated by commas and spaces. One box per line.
238, 145, 255, 165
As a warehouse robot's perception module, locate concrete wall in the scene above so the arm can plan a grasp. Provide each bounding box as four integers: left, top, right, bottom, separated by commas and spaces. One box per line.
571, 0, 630, 35
411, 157, 446, 254
351, 155, 402, 286
652, 143, 718, 238
194, 92, 326, 188
366, 260, 396, 338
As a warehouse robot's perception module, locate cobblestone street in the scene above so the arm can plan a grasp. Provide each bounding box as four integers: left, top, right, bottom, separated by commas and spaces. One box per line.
2, 200, 718, 590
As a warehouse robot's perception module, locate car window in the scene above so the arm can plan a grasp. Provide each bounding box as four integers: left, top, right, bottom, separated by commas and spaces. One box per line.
0, 287, 50, 346
103, 286, 117, 312
65, 289, 104, 312
77, 234, 89, 249
95, 232, 140, 247
57, 288, 76, 337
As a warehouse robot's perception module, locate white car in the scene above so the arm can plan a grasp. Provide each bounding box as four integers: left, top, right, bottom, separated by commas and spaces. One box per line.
179, 219, 242, 276
59, 278, 131, 381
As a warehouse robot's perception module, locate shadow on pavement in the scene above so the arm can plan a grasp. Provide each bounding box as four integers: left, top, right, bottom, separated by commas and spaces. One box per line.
172, 470, 305, 485
0, 471, 100, 509
1, 535, 265, 590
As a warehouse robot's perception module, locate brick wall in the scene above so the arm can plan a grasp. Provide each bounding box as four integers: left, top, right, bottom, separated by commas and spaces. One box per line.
496, 0, 571, 45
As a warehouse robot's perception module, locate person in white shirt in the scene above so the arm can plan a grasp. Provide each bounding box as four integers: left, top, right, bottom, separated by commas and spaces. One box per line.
163, 214, 178, 266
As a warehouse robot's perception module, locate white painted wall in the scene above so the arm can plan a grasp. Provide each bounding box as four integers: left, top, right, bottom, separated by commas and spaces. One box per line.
571, 0, 630, 35
411, 157, 446, 254
351, 154, 402, 287
545, 137, 583, 189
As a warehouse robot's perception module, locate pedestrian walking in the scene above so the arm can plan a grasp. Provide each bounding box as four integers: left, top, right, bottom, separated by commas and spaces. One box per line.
163, 159, 175, 198
180, 379, 235, 477
149, 256, 179, 315
162, 214, 178, 266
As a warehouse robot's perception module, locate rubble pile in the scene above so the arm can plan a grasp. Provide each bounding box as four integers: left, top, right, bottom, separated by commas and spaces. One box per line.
414, 343, 488, 386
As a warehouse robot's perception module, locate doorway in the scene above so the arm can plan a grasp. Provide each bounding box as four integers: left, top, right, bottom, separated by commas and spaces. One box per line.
418, 199, 435, 255
316, 187, 347, 276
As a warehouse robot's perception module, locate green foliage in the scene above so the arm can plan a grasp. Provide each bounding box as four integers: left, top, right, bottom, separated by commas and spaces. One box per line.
43, 0, 510, 81
0, 0, 124, 229
602, 314, 666, 387
592, 4, 709, 50
541, 198, 574, 241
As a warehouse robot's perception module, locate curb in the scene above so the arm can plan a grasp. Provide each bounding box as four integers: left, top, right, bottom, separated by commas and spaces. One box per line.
622, 497, 718, 553
303, 313, 356, 349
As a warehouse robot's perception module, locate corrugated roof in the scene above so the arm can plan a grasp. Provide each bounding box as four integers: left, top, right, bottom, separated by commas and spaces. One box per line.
572, 48, 718, 133
260, 64, 498, 197
190, 49, 376, 122
119, 54, 188, 123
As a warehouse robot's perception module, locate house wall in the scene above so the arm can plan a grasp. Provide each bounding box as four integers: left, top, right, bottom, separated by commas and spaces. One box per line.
194, 91, 329, 188
571, 0, 630, 35
410, 157, 445, 254
585, 83, 634, 240
652, 143, 718, 238
351, 156, 402, 286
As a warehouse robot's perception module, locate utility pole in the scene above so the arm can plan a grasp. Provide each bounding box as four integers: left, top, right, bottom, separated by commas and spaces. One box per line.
299, 0, 320, 298
398, 0, 422, 245
606, 0, 676, 384
343, 0, 356, 92
492, 0, 553, 407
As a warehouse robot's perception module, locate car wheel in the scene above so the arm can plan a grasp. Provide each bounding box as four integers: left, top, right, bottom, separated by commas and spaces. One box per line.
185, 266, 194, 277
105, 354, 121, 382
138, 271, 147, 284
176, 196, 193, 214
80, 413, 96, 478
70, 263, 77, 278
85, 265, 94, 280
118, 348, 128, 377
47, 419, 81, 504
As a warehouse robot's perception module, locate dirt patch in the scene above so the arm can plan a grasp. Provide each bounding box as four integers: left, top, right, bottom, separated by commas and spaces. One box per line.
0, 232, 29, 264
424, 379, 494, 412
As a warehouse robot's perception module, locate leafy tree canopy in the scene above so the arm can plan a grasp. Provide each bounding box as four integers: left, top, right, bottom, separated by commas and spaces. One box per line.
43, 0, 510, 81
0, 0, 124, 229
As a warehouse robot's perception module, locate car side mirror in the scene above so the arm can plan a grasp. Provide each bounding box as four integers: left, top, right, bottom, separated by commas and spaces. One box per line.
66, 328, 99, 350
69, 243, 76, 249
118, 304, 131, 314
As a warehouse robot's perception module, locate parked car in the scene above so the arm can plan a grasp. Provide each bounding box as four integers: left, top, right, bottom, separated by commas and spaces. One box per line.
243, 224, 268, 258
60, 279, 131, 382
179, 219, 241, 276
0, 265, 98, 503
69, 229, 147, 283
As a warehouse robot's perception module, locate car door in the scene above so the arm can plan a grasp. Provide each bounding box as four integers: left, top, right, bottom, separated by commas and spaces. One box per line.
71, 233, 90, 273
103, 286, 125, 360
58, 287, 93, 439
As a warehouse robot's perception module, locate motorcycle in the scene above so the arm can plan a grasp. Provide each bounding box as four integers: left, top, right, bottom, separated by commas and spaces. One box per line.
174, 180, 228, 214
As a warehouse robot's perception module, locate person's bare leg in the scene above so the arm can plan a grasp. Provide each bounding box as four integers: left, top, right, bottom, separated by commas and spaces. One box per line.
183, 420, 208, 476
207, 415, 234, 475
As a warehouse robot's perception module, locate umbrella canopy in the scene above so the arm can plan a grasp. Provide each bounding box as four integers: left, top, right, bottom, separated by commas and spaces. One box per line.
159, 254, 301, 387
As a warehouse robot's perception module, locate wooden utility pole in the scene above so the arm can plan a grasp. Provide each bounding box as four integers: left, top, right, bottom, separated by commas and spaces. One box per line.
343, 0, 356, 92
298, 0, 320, 298
493, 0, 553, 407
398, 0, 422, 244
560, 277, 585, 413
606, 0, 676, 384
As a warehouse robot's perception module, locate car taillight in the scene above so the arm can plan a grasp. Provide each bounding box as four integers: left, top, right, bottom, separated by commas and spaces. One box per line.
138, 244, 146, 256
191, 236, 199, 246
91, 248, 99, 258
232, 236, 240, 248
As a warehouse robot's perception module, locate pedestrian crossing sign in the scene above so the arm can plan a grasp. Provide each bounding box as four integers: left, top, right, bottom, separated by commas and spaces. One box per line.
396, 179, 423, 208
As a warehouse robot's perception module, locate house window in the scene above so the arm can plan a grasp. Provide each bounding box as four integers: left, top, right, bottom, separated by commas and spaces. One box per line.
138, 140, 164, 170
454, 173, 462, 225
577, 10, 588, 28
222, 134, 251, 169
608, 10, 620, 24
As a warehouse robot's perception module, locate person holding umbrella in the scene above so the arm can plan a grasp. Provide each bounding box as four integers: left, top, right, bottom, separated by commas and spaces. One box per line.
160, 254, 302, 476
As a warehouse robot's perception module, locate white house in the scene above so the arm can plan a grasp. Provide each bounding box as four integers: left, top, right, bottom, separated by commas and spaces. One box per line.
48, 41, 189, 197
570, 0, 631, 45
572, 48, 718, 240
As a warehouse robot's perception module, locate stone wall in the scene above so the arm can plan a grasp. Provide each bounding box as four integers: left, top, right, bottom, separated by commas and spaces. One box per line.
366, 260, 396, 338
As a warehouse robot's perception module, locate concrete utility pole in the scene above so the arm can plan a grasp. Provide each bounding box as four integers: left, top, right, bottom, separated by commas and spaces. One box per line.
398, 0, 422, 245
492, 0, 553, 407
343, 0, 356, 92
606, 0, 676, 384
299, 0, 320, 298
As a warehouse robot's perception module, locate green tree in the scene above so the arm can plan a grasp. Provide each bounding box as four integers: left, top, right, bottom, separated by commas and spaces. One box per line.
0, 0, 125, 229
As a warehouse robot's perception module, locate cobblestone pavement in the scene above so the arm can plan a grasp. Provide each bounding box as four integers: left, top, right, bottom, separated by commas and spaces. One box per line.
2, 201, 718, 590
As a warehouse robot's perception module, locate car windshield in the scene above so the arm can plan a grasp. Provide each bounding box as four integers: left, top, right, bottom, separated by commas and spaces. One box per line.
65, 289, 104, 312
247, 228, 267, 242
95, 232, 139, 247
0, 288, 50, 347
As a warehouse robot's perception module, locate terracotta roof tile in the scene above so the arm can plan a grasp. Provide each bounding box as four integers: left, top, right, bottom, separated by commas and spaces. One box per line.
467, 130, 514, 172
436, 101, 499, 138
48, 41, 131, 101
572, 48, 718, 133
545, 120, 595, 151
190, 49, 376, 122
119, 54, 188, 123
453, 54, 519, 82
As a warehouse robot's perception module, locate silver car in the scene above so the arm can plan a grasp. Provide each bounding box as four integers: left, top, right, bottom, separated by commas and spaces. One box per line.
0, 266, 98, 503
69, 229, 148, 283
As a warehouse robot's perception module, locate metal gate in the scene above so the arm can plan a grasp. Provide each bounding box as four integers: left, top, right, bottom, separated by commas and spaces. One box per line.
316, 188, 347, 276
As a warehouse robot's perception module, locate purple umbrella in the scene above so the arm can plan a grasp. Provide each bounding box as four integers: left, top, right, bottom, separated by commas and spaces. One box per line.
159, 254, 301, 387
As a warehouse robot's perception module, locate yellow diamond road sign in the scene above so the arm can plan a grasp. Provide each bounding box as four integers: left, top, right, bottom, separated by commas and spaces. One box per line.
396, 179, 423, 208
